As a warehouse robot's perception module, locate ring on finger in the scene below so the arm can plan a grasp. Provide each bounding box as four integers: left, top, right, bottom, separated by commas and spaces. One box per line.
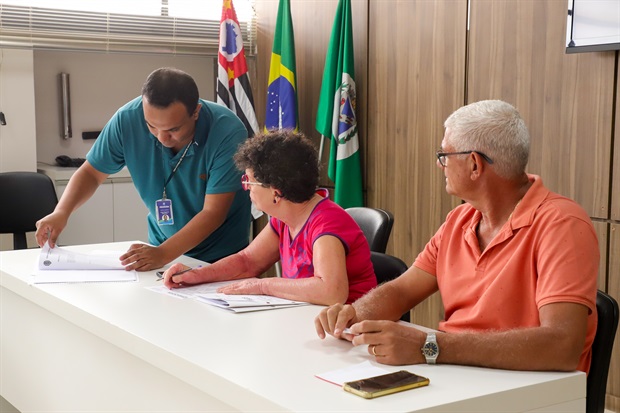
371, 345, 378, 356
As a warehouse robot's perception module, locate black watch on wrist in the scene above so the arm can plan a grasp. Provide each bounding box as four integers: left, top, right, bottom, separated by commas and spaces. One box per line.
421, 332, 439, 364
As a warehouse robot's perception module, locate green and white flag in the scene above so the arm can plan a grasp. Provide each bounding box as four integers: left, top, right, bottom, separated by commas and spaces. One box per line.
315, 0, 363, 208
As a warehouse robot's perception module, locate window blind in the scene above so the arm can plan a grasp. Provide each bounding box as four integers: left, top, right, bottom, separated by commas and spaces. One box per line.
0, 4, 256, 56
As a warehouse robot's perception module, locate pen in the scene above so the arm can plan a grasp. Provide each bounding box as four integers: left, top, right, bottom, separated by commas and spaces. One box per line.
156, 266, 197, 281
172, 267, 195, 277
342, 327, 359, 336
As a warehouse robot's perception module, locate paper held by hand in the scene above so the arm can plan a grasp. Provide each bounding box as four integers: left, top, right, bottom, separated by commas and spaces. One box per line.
39, 241, 125, 270
32, 242, 136, 284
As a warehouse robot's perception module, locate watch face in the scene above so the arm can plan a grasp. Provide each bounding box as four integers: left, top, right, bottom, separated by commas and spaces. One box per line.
422, 342, 438, 357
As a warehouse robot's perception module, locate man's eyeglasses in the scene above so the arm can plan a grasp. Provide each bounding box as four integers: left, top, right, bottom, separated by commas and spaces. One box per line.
435, 150, 494, 167
241, 173, 264, 191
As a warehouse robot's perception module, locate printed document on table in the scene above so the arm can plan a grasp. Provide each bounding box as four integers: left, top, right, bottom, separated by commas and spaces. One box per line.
195, 293, 307, 309
147, 280, 240, 299
31, 242, 137, 284
148, 279, 309, 312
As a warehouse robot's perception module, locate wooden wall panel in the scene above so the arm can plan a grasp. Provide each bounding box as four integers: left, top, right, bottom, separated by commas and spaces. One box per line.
593, 221, 609, 289
366, 0, 467, 264
366, 0, 467, 328
607, 224, 620, 412
467, 0, 614, 219
611, 64, 620, 413
613, 57, 620, 221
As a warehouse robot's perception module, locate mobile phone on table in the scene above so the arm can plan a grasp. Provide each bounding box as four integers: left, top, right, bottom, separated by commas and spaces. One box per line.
343, 370, 429, 399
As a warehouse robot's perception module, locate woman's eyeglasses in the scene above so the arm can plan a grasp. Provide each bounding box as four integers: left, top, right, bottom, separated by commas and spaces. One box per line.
241, 173, 264, 191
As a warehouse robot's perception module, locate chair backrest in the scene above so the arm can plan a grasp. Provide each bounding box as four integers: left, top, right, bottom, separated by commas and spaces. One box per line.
370, 251, 410, 322
587, 290, 619, 413
0, 171, 58, 250
346, 207, 394, 253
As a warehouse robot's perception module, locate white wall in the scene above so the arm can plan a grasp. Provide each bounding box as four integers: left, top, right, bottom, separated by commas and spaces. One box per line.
34, 50, 215, 164
0, 49, 37, 172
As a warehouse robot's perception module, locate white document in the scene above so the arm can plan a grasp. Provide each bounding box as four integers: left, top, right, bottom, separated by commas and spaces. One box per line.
147, 280, 239, 299
147, 279, 309, 313
194, 293, 308, 313
196, 293, 307, 308
38, 241, 125, 270
316, 361, 391, 386
32, 242, 137, 284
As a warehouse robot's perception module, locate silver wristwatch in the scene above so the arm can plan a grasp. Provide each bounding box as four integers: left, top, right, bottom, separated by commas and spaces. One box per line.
421, 332, 439, 364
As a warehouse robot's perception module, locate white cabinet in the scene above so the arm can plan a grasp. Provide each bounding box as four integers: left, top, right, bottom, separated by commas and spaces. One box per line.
56, 181, 114, 245
112, 180, 149, 242
38, 164, 148, 246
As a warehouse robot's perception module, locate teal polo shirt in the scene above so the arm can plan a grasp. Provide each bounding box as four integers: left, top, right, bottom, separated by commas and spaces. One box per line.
87, 97, 251, 262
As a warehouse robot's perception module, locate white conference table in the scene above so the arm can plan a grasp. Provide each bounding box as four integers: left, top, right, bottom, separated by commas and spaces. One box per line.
0, 242, 586, 412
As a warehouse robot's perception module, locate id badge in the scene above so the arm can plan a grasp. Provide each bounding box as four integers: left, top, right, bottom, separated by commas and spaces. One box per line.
156, 199, 174, 226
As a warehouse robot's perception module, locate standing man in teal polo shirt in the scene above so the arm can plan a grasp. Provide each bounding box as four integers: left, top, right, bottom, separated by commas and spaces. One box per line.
36, 67, 252, 271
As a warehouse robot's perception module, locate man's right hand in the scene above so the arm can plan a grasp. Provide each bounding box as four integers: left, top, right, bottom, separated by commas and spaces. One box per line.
314, 303, 358, 340
35, 212, 69, 248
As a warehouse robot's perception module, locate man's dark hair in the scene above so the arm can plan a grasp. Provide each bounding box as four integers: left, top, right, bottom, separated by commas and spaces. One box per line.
234, 130, 319, 203
141, 67, 199, 116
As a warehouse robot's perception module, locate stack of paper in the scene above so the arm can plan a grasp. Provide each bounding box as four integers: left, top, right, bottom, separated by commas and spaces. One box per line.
32, 242, 137, 284
195, 293, 308, 313
147, 280, 308, 313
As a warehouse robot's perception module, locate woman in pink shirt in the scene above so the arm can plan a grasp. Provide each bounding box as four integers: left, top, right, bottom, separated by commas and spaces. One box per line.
164, 130, 376, 305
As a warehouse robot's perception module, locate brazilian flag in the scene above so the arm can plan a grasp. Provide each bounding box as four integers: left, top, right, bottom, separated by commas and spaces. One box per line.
265, 0, 298, 131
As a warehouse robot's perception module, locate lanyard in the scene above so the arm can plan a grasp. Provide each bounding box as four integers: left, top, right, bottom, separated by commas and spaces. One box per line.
162, 139, 193, 199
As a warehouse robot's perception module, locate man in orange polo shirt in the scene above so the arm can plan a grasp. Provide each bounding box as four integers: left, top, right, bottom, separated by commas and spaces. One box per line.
315, 100, 599, 374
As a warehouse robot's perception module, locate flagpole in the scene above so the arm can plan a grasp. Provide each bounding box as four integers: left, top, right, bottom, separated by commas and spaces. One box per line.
318, 134, 326, 163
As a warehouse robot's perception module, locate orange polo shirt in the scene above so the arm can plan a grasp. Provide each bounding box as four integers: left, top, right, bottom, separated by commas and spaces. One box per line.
414, 174, 598, 373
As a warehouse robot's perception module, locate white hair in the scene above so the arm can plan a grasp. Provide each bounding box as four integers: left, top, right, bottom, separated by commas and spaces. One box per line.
444, 100, 530, 179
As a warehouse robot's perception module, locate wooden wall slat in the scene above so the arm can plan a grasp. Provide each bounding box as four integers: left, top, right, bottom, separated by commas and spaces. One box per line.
366, 0, 467, 274
612, 55, 620, 221
593, 222, 609, 290
365, 0, 467, 328
607, 224, 620, 412
467, 0, 614, 219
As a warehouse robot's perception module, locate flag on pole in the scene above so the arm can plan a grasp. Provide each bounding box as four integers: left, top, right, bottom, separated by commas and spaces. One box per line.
315, 0, 363, 208
265, 0, 298, 131
216, 0, 259, 138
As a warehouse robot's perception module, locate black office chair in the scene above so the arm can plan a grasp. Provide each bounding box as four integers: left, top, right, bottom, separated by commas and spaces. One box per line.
370, 251, 410, 322
0, 171, 58, 250
346, 207, 394, 253
587, 290, 619, 413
